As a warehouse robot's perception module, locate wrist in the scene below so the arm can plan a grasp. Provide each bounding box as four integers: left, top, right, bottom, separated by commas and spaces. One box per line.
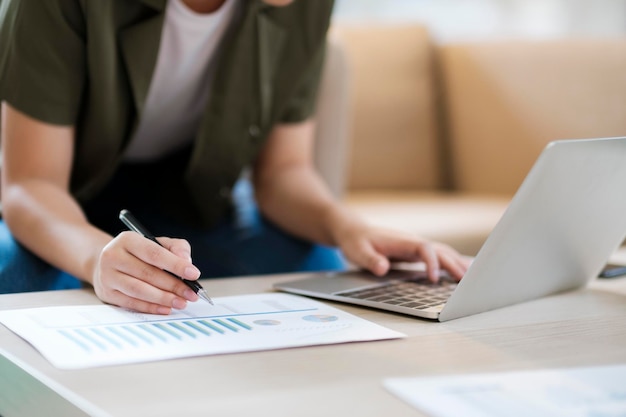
322, 205, 366, 247
83, 232, 114, 286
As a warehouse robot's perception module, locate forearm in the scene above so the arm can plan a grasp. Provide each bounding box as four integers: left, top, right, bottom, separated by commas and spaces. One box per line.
3, 180, 112, 285
1, 104, 202, 313
254, 164, 360, 246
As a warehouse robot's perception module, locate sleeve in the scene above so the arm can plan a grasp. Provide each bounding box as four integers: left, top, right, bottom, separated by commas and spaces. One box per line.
0, 0, 86, 125
278, 40, 327, 124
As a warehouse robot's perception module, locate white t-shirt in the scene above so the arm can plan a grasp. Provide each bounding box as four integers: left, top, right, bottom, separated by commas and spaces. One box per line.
124, 0, 238, 161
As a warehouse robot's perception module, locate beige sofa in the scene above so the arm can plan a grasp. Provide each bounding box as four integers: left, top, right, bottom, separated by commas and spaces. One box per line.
315, 24, 626, 256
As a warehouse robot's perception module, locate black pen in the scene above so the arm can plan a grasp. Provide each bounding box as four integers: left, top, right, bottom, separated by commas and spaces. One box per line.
118, 209, 214, 306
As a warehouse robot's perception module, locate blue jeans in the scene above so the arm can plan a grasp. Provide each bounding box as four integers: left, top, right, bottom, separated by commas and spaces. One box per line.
0, 152, 346, 294
0, 223, 83, 292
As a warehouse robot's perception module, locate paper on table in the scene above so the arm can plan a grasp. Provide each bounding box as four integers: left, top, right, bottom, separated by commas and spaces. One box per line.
0, 293, 404, 369
384, 364, 626, 417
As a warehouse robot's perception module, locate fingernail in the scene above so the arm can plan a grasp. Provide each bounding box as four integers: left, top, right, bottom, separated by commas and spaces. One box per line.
184, 266, 201, 279
431, 269, 440, 282
184, 289, 198, 301
172, 298, 187, 310
374, 259, 387, 275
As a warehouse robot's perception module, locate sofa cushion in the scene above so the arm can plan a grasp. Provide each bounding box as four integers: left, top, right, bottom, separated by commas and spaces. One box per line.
439, 39, 626, 194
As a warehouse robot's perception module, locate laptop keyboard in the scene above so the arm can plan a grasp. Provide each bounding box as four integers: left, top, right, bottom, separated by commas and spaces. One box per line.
335, 279, 457, 310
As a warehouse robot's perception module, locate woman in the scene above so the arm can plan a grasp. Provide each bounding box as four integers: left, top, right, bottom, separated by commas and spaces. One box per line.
0, 0, 469, 314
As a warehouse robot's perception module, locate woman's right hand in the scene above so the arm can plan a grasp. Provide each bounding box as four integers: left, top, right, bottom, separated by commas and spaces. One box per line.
2, 103, 202, 312
92, 231, 202, 315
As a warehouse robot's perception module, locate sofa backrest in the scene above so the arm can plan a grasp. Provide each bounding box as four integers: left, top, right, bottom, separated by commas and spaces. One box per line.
440, 38, 626, 195
334, 23, 626, 196
335, 24, 445, 191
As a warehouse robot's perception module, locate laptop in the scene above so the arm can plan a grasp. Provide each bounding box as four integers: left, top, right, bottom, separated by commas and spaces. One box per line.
275, 137, 626, 321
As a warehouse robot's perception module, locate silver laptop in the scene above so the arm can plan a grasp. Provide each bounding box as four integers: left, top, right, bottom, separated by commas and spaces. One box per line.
275, 137, 626, 321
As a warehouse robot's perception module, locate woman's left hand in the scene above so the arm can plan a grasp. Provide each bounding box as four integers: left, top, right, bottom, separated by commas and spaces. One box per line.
332, 217, 471, 282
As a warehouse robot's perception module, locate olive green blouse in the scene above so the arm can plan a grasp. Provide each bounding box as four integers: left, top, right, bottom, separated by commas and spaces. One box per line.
0, 0, 334, 226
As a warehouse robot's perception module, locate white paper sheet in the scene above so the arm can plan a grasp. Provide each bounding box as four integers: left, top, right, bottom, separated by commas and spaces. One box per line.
384, 364, 626, 417
0, 293, 404, 369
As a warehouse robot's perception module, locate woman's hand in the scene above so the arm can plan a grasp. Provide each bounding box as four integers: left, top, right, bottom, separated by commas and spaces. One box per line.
92, 232, 201, 315
332, 216, 471, 282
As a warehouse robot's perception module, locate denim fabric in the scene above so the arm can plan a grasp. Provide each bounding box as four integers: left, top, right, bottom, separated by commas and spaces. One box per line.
0, 222, 83, 292
126, 179, 347, 278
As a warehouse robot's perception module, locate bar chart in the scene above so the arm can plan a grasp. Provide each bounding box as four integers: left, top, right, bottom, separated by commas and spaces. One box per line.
0, 293, 404, 369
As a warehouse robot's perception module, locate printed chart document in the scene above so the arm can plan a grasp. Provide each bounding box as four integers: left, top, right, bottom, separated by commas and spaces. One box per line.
384, 364, 626, 417
0, 293, 404, 369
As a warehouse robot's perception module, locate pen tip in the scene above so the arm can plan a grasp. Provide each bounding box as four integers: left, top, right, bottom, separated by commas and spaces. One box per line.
198, 290, 214, 306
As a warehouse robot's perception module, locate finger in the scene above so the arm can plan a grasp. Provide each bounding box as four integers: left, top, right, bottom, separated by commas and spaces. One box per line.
347, 239, 390, 276
157, 237, 192, 262
436, 250, 466, 281
453, 254, 472, 278
433, 245, 471, 281
122, 232, 201, 281
113, 251, 199, 302
412, 242, 440, 283
369, 233, 431, 263
104, 234, 197, 301
106, 288, 175, 315
110, 271, 191, 310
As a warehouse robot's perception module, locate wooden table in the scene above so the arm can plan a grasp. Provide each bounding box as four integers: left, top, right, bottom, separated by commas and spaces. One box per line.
2, 272, 626, 417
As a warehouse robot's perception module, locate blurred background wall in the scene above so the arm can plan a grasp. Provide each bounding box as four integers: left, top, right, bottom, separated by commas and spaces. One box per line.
333, 0, 626, 42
